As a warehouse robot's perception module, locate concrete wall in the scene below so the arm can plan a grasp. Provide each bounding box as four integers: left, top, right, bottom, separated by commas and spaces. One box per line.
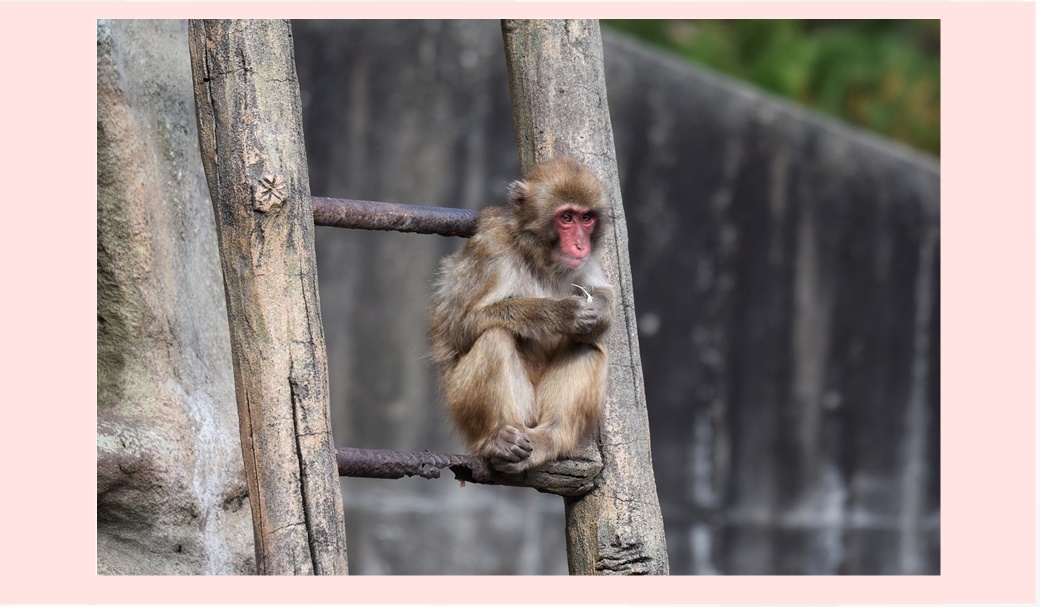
607, 35, 939, 575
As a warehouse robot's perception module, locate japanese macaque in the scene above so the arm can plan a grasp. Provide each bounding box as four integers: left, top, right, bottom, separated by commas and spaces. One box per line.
429, 158, 615, 474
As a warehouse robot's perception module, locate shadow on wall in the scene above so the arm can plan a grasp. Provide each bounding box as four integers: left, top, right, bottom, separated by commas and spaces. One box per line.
294, 19, 939, 575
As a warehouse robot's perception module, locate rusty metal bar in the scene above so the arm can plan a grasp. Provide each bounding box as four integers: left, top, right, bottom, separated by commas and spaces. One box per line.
312, 196, 478, 237
336, 446, 494, 482
335, 446, 601, 497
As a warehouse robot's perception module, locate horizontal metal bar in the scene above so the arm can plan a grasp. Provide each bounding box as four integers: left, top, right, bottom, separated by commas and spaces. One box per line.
336, 446, 494, 482
312, 196, 478, 237
335, 446, 602, 497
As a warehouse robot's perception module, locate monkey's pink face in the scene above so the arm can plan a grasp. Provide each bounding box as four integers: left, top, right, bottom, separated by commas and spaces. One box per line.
554, 207, 598, 268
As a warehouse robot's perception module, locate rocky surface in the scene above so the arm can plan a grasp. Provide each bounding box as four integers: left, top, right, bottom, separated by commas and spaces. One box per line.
97, 19, 254, 575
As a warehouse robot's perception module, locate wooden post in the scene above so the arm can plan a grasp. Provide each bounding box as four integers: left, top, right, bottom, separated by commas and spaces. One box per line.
502, 19, 670, 575
188, 19, 348, 575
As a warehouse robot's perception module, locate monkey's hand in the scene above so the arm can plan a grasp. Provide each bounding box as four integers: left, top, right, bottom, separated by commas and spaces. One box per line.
486, 425, 533, 474
567, 291, 613, 342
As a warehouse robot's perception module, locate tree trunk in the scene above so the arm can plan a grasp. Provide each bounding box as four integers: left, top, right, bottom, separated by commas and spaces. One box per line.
187, 19, 348, 575
502, 19, 670, 575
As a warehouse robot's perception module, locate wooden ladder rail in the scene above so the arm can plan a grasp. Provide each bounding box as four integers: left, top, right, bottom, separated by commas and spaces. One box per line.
189, 18, 668, 576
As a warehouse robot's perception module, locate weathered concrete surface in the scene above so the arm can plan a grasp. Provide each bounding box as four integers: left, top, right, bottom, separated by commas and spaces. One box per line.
606, 34, 939, 575
97, 19, 253, 575
293, 20, 939, 575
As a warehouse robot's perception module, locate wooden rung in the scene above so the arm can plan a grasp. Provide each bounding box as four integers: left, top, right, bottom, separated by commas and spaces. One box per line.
312, 196, 477, 237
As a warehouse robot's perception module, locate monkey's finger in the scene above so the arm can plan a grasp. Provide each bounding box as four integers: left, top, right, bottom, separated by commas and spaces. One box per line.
574, 314, 598, 333
488, 426, 533, 462
491, 460, 528, 476
493, 442, 529, 460
501, 439, 533, 460
489, 443, 528, 461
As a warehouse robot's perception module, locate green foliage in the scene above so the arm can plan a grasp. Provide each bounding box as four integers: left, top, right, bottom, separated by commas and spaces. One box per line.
603, 20, 939, 156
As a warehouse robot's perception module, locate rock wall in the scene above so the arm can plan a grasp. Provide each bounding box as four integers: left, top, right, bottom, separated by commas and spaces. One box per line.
96, 19, 254, 575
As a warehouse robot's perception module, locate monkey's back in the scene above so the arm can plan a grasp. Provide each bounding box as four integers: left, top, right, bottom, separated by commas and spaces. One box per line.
428, 207, 511, 370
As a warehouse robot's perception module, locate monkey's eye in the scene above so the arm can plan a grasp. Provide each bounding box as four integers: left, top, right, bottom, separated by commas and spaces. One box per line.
560, 211, 574, 223
582, 212, 595, 224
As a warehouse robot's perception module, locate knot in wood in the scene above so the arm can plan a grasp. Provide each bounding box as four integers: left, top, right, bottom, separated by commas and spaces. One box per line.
254, 174, 288, 213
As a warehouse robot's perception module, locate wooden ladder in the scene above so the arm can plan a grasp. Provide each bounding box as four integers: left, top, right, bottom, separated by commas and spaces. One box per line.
188, 18, 668, 576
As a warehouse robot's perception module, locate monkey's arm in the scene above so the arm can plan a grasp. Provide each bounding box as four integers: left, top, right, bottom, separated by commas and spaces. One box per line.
474, 296, 591, 341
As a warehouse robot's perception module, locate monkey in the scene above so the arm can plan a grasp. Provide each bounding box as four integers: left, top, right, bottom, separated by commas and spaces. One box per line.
429, 158, 615, 475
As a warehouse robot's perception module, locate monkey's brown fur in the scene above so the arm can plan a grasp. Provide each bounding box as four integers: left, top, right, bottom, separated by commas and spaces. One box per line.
430, 158, 615, 474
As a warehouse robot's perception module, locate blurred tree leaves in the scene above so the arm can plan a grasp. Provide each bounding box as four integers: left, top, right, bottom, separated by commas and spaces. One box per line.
604, 20, 939, 156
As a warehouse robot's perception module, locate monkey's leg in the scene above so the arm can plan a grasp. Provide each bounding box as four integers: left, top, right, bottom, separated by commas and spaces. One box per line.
445, 328, 537, 471
525, 343, 607, 469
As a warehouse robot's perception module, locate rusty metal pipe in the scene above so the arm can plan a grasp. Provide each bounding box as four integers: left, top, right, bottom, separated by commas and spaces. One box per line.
336, 446, 496, 483
312, 196, 478, 237
335, 447, 602, 497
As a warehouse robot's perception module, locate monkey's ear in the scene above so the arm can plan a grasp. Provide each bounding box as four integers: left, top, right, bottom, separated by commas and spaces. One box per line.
508, 180, 530, 208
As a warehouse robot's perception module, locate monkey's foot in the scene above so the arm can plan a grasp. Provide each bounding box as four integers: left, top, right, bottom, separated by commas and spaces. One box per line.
486, 425, 533, 473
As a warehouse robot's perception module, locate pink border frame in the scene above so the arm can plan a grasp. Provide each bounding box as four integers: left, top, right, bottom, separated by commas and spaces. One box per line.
35, 2, 1035, 604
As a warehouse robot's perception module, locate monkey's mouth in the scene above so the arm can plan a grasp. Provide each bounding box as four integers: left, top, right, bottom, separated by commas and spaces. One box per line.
557, 252, 588, 269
